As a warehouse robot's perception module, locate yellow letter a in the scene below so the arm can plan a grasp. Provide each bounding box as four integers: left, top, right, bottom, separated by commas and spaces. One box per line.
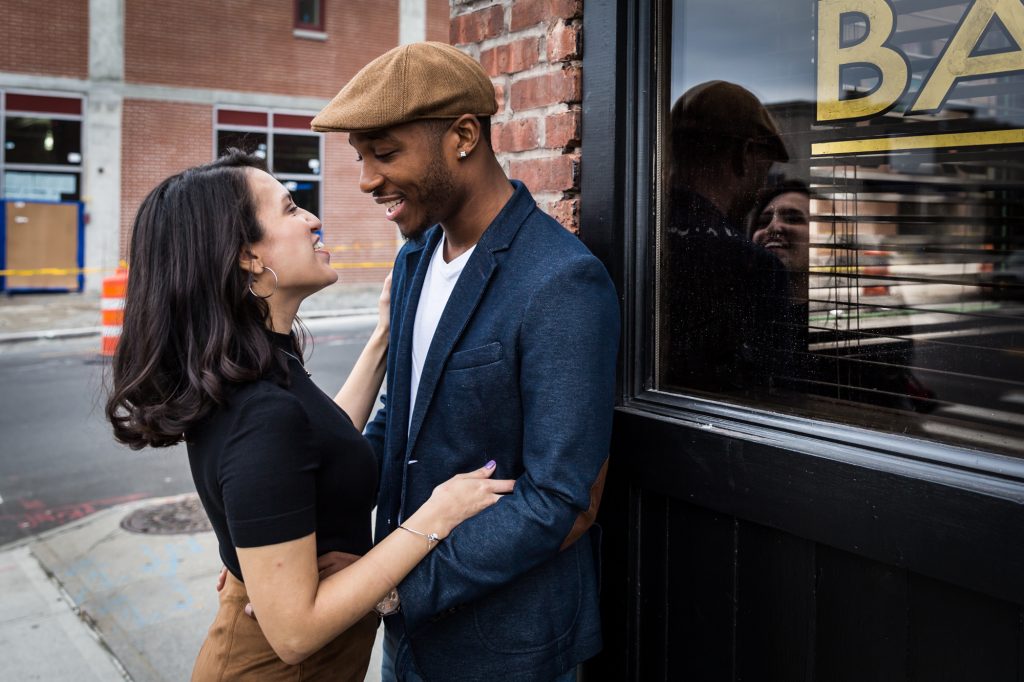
911, 0, 1024, 113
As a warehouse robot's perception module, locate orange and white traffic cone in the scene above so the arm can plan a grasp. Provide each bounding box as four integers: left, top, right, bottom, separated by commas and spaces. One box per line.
100, 266, 128, 357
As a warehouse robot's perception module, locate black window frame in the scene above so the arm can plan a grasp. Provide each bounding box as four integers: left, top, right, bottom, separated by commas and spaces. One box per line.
581, 0, 1024, 481
580, 0, 1024, 614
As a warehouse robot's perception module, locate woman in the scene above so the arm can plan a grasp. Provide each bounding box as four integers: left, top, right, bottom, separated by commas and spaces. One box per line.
106, 150, 513, 680
749, 179, 812, 299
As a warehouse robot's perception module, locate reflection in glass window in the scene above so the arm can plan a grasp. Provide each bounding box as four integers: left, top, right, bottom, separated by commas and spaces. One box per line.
4, 118, 82, 166
282, 179, 320, 215
659, 0, 1024, 456
295, 0, 323, 30
216, 131, 268, 160
274, 134, 321, 175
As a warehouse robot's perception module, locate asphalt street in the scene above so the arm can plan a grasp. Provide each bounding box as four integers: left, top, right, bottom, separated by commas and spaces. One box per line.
0, 315, 378, 546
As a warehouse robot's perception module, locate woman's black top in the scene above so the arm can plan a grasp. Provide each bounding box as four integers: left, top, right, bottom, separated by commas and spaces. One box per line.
186, 331, 378, 581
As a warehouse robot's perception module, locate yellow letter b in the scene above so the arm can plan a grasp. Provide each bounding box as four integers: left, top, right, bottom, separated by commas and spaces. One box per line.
817, 0, 909, 122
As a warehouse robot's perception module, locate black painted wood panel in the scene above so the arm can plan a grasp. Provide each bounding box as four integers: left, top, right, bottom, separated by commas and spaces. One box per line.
635, 491, 669, 681
617, 410, 1024, 606
907, 574, 1021, 681
815, 546, 909, 681
735, 522, 815, 681
594, 481, 1024, 682
668, 499, 737, 681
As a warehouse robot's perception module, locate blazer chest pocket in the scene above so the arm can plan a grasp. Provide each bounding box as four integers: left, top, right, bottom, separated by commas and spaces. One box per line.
446, 341, 502, 371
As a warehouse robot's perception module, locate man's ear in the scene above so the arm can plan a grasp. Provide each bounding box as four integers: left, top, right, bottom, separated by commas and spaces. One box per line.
451, 114, 481, 158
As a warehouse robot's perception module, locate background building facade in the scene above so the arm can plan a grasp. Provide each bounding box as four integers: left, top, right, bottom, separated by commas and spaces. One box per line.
1, 0, 449, 291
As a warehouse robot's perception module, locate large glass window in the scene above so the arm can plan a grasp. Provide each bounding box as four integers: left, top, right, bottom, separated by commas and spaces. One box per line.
658, 0, 1024, 456
273, 134, 321, 175
216, 130, 268, 160
4, 118, 82, 166
1, 93, 83, 202
215, 109, 322, 215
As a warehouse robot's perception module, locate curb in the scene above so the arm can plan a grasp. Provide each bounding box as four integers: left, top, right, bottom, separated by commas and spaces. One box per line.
0, 494, 190, 554
0, 326, 102, 344
300, 306, 377, 319
0, 308, 377, 345
4, 545, 133, 681
32, 549, 135, 681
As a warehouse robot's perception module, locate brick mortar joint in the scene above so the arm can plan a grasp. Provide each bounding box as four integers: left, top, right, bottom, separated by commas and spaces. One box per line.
503, 148, 581, 162
506, 61, 581, 84
450, 0, 505, 16
498, 101, 575, 120
476, 25, 548, 50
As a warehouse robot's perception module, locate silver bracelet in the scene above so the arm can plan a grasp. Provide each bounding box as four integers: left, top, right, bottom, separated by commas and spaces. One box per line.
399, 524, 441, 550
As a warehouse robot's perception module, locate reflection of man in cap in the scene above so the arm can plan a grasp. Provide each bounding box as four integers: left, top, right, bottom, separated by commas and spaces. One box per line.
668, 80, 789, 235
662, 80, 794, 393
313, 42, 618, 682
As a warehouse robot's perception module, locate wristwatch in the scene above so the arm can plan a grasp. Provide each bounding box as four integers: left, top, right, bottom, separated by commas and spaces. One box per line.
375, 588, 401, 616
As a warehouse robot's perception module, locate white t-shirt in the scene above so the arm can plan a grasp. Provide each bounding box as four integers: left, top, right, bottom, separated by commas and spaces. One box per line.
409, 237, 476, 431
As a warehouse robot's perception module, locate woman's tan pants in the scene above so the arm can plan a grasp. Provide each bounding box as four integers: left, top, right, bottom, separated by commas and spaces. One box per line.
191, 571, 379, 681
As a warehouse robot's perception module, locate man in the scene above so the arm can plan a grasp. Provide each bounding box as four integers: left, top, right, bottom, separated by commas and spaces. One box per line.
311, 42, 619, 681
660, 80, 795, 393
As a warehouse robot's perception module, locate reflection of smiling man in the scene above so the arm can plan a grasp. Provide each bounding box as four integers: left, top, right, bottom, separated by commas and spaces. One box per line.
312, 42, 619, 682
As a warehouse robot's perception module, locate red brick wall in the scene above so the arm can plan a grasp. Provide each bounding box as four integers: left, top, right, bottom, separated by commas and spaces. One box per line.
120, 101, 213, 258
451, 0, 583, 233
0, 0, 88, 79
120, 1, 453, 283
124, 0, 399, 98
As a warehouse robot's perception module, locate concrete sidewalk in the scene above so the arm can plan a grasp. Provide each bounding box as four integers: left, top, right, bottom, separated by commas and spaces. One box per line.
0, 495, 384, 681
0, 281, 384, 343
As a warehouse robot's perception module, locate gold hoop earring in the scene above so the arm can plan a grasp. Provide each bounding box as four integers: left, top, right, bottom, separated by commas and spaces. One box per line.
249, 266, 278, 299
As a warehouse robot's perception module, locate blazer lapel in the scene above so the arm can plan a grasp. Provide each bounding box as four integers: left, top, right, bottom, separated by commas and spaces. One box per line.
405, 247, 497, 458
387, 229, 439, 460
402, 181, 535, 460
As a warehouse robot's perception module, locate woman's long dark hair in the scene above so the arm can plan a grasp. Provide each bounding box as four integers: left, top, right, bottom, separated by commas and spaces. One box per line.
106, 150, 297, 449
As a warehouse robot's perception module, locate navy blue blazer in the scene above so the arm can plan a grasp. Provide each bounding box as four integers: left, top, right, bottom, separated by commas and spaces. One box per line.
364, 181, 619, 680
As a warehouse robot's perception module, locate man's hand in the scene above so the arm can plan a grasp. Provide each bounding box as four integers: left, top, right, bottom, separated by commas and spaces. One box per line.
317, 551, 361, 581
236, 552, 362, 619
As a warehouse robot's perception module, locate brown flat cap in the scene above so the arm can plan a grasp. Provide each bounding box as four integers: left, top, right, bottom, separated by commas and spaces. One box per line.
312, 41, 497, 132
671, 80, 789, 162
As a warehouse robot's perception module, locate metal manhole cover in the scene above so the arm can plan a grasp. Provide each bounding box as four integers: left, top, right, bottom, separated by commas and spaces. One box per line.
121, 494, 212, 535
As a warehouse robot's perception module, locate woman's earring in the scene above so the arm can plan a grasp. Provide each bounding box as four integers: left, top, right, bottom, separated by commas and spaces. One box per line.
249, 266, 278, 299
458, 150, 468, 159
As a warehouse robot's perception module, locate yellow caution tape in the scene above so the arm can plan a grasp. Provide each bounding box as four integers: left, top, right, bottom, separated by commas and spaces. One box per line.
328, 240, 402, 253
0, 267, 104, 276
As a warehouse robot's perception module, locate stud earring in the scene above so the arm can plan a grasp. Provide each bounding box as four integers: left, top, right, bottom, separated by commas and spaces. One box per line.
458, 150, 468, 159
